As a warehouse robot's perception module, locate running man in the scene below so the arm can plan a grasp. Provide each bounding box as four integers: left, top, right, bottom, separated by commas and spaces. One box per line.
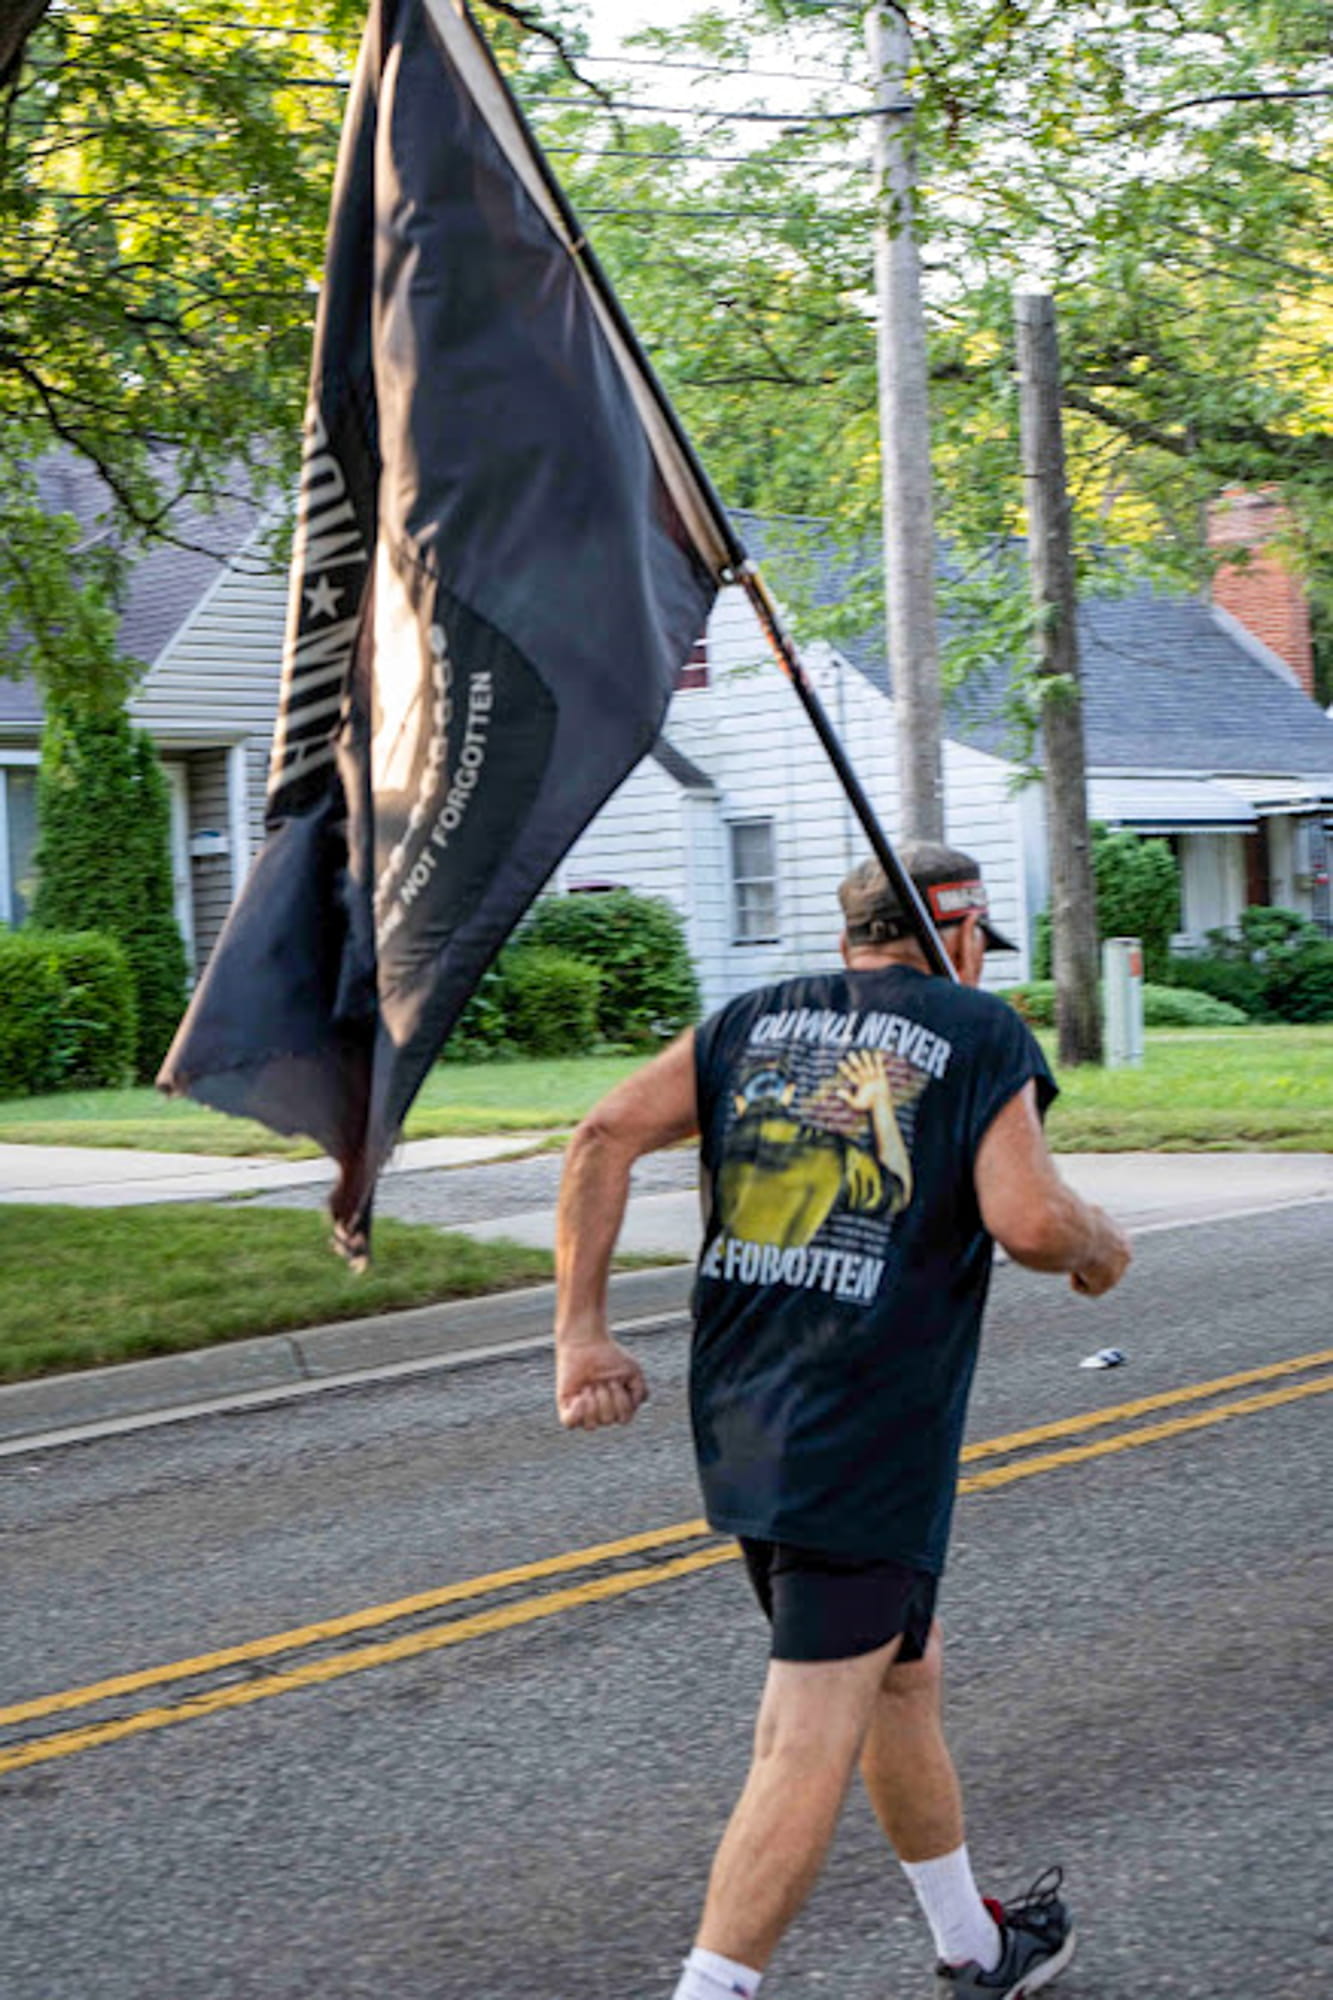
553, 841, 1132, 1999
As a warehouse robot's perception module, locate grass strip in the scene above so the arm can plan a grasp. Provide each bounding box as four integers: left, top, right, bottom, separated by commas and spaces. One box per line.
0, 1056, 644, 1156
0, 1030, 1330, 1155
0, 1206, 554, 1384
1042, 1026, 1333, 1151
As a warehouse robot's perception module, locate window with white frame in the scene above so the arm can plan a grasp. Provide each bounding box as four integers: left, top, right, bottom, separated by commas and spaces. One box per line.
0, 762, 39, 927
729, 818, 779, 944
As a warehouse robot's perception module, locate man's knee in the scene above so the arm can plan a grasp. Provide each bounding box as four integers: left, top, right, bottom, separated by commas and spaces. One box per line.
877, 1617, 944, 1703
755, 1642, 902, 1767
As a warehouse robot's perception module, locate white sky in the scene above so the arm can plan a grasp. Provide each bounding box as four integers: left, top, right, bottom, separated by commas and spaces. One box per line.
579, 1, 703, 55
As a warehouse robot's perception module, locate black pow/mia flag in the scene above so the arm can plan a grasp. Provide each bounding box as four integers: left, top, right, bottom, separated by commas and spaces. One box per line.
158, 0, 731, 1259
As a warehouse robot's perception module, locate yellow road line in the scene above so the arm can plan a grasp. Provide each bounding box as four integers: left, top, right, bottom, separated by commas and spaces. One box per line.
3, 1373, 1327, 1779
0, 1517, 715, 1730
960, 1372, 1333, 1492
3, 1352, 1329, 1760
961, 1346, 1333, 1464
0, 1546, 737, 1777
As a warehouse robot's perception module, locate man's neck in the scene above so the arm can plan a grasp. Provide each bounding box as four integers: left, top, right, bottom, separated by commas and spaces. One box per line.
844, 944, 934, 975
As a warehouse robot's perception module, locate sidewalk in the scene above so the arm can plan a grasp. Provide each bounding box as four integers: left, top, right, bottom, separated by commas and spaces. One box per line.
0, 1132, 552, 1206
455, 1151, 1333, 1256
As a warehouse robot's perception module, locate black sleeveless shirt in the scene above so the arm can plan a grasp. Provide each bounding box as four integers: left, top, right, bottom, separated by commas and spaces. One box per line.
691, 966, 1056, 1571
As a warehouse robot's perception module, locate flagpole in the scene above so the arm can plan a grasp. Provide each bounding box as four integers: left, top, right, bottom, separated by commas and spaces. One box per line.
455, 0, 955, 983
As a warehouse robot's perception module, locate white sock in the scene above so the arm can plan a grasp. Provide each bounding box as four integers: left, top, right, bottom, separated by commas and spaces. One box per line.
901, 1845, 1001, 1971
672, 1945, 762, 2000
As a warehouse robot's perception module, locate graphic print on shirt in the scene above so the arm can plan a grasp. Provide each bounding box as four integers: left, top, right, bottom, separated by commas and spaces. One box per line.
700, 1004, 952, 1306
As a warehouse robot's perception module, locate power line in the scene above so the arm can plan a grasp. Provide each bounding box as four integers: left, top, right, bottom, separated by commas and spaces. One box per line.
581, 204, 868, 221
546, 144, 857, 169
522, 96, 891, 123
72, 14, 864, 86
575, 52, 865, 89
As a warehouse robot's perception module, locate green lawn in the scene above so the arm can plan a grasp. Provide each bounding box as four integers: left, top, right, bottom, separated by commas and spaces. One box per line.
0, 1206, 556, 1383
0, 1055, 644, 1156
1042, 1026, 1333, 1151
0, 1030, 1330, 1157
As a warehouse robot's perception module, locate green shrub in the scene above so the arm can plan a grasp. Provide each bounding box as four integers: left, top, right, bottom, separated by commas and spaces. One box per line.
500, 948, 601, 1056
46, 931, 137, 1088
1142, 985, 1248, 1027
519, 889, 700, 1046
1221, 906, 1320, 960
1032, 910, 1053, 980
1090, 825, 1180, 983
1179, 907, 1333, 1023
1261, 942, 1333, 1023
0, 929, 134, 1096
32, 698, 188, 1081
1168, 953, 1265, 1018
1032, 830, 1180, 982
441, 960, 514, 1061
0, 932, 61, 1097
999, 979, 1247, 1031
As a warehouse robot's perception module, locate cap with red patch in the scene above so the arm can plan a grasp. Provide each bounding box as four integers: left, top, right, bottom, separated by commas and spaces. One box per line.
838, 840, 1019, 955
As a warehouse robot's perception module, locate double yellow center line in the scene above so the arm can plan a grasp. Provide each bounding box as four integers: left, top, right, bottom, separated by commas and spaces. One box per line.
2, 1347, 1329, 1777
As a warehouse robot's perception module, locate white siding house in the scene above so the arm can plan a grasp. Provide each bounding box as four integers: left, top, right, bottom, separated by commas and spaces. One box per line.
6, 488, 1333, 995
563, 593, 1030, 1006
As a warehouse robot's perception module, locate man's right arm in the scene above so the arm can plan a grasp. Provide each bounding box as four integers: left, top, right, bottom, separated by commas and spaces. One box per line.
974, 1081, 1131, 1296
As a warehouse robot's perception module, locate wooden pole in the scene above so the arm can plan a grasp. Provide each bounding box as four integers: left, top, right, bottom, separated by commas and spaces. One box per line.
866, 2, 945, 842
1015, 291, 1103, 1065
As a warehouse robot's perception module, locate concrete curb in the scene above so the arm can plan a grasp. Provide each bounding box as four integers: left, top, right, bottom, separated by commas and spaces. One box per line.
0, 1266, 695, 1449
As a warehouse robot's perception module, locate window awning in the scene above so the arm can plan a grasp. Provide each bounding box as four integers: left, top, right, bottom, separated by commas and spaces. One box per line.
1087, 774, 1258, 834
1209, 776, 1333, 817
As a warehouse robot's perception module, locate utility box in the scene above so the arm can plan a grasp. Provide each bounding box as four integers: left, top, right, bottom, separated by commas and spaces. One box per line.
1103, 937, 1145, 1069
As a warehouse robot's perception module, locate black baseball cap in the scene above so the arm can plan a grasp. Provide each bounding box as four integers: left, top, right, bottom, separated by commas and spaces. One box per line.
838, 840, 1019, 954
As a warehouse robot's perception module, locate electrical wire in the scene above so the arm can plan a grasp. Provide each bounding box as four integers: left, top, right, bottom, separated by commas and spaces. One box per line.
70, 13, 864, 86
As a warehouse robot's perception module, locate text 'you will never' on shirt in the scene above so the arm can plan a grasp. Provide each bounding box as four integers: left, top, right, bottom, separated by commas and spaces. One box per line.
691, 967, 1056, 1572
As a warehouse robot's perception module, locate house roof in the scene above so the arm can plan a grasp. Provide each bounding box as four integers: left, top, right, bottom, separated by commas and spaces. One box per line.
34, 454, 265, 671
2, 456, 266, 733
735, 512, 1333, 782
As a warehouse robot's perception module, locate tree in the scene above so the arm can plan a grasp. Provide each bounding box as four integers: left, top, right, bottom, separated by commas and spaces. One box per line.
538, 2, 1333, 645
7, 0, 1330, 699
0, 0, 591, 698
32, 695, 189, 1081
1017, 292, 1102, 1065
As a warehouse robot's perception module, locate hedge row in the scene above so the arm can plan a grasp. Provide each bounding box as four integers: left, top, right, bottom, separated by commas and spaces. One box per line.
1000, 980, 1248, 1030
0, 930, 137, 1098
445, 889, 700, 1060
1167, 909, 1333, 1024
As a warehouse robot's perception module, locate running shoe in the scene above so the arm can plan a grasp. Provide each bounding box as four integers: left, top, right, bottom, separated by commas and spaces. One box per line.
934, 1868, 1075, 1998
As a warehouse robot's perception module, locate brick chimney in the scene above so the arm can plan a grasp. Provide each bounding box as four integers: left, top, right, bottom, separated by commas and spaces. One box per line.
1207, 487, 1315, 696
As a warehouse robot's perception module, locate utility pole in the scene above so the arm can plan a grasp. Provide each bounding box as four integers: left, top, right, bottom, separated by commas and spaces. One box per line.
1015, 290, 1103, 1066
866, 2, 944, 842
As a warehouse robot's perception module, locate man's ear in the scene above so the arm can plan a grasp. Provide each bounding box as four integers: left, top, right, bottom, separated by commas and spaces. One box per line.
948, 911, 985, 983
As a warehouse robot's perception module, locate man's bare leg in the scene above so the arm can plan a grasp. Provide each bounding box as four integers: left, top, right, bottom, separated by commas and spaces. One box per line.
692, 1638, 901, 1975
858, 1622, 1000, 1971
858, 1621, 963, 1860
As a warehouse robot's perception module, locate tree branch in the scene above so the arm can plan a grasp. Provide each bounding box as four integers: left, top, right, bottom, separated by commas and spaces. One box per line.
473, 1, 613, 107
0, 0, 51, 92
1062, 386, 1333, 473
1120, 86, 1333, 134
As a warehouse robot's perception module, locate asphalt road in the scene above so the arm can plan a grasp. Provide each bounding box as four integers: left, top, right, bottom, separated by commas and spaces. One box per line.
2, 1202, 1329, 2000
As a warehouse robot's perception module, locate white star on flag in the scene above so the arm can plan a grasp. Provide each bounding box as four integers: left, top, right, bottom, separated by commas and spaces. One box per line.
304, 576, 343, 622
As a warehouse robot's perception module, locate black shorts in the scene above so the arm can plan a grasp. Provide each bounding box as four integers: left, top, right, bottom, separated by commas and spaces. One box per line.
739, 1538, 938, 1664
